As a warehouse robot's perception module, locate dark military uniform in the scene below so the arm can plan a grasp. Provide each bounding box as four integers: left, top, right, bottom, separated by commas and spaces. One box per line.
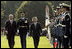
49, 21, 56, 48
5, 20, 17, 48
17, 18, 29, 48
54, 13, 65, 48
62, 11, 70, 48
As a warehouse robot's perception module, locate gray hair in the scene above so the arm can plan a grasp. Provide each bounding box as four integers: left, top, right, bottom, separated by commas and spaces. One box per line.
32, 17, 38, 21
9, 14, 13, 17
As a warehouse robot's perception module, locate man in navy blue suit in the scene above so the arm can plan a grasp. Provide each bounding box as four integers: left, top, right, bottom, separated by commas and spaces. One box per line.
30, 17, 42, 48
5, 14, 17, 48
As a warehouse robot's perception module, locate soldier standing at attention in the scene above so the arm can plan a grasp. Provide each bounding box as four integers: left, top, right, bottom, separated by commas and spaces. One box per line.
60, 3, 71, 48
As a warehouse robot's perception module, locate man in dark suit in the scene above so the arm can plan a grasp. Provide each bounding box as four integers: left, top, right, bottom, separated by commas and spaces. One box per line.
17, 12, 29, 48
30, 17, 42, 48
60, 3, 71, 48
5, 14, 17, 48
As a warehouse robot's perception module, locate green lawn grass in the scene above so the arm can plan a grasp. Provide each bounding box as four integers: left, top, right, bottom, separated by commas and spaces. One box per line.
1, 36, 53, 48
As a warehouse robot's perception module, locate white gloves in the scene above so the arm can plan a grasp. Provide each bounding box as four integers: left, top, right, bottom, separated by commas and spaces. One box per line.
17, 29, 19, 33
5, 31, 8, 34
64, 35, 68, 38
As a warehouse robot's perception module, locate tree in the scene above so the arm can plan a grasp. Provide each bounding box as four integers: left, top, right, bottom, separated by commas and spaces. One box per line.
1, 1, 71, 27
15, 1, 53, 28
1, 1, 22, 27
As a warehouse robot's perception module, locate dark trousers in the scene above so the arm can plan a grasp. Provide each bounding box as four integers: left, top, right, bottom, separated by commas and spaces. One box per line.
70, 36, 71, 47
70, 38, 71, 48
63, 37, 69, 48
58, 40, 62, 48
7, 35, 15, 48
20, 34, 26, 48
53, 37, 55, 48
33, 35, 40, 48
58, 37, 63, 48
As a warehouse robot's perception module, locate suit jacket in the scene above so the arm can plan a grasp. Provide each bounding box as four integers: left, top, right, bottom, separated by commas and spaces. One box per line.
5, 20, 17, 35
17, 18, 29, 35
30, 22, 42, 37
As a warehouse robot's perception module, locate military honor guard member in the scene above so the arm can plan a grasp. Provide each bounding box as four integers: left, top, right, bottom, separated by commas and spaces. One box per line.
60, 3, 71, 48
17, 12, 29, 48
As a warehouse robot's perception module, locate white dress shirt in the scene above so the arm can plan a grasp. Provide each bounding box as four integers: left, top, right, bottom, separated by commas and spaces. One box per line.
10, 20, 13, 24
34, 22, 37, 28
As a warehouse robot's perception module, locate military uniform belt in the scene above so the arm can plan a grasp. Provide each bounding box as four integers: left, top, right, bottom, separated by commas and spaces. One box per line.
55, 24, 66, 27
